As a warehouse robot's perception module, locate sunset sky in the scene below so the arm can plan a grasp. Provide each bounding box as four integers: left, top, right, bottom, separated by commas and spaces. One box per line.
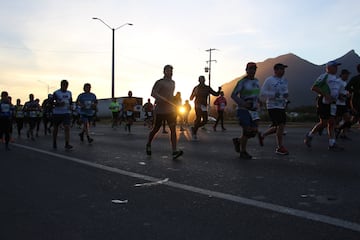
1, 0, 360, 104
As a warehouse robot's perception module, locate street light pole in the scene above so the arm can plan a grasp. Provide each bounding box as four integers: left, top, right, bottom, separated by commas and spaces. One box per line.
93, 17, 133, 98
205, 48, 218, 104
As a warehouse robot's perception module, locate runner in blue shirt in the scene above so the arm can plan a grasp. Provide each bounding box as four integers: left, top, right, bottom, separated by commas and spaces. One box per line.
76, 83, 97, 143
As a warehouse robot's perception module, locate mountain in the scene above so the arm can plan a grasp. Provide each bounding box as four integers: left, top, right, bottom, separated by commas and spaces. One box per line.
217, 50, 360, 108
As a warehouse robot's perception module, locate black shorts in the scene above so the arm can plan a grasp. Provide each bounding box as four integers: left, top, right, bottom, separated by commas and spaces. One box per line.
336, 105, 349, 117
317, 101, 331, 120
52, 113, 71, 126
154, 112, 177, 128
268, 108, 286, 126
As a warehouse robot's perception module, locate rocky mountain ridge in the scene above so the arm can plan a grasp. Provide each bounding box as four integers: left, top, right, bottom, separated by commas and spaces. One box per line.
218, 50, 360, 108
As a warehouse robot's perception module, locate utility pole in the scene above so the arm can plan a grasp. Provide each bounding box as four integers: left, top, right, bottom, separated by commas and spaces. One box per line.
205, 48, 218, 105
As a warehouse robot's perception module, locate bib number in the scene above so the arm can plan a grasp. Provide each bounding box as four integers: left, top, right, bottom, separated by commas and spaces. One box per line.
200, 105, 208, 112
248, 110, 260, 121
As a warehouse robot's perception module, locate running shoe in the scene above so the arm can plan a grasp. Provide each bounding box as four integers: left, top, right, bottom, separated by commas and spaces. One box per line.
328, 143, 344, 152
87, 136, 94, 143
191, 127, 198, 141
257, 132, 264, 147
275, 146, 289, 155
240, 151, 252, 159
172, 150, 183, 160
65, 144, 73, 150
53, 141, 57, 149
146, 144, 152, 156
304, 134, 312, 148
232, 138, 240, 153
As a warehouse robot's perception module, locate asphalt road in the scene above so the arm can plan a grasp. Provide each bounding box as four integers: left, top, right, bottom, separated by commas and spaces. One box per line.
1, 122, 360, 239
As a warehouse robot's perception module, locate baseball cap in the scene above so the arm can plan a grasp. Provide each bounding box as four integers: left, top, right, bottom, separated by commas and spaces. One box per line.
326, 60, 341, 67
273, 63, 288, 70
246, 62, 257, 69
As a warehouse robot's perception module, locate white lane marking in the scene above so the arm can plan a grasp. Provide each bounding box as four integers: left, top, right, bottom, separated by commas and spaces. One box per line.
13, 143, 360, 233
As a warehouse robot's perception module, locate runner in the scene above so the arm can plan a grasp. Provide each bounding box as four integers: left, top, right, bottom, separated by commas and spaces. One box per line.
174, 91, 184, 131
213, 91, 227, 131
23, 94, 41, 140
109, 98, 121, 128
14, 98, 25, 137
122, 91, 137, 133
52, 79, 73, 150
76, 83, 97, 143
0, 91, 14, 150
260, 63, 290, 155
182, 100, 191, 127
142, 98, 154, 129
146, 65, 183, 160
41, 94, 53, 135
335, 69, 352, 139
189, 75, 221, 140
231, 62, 262, 159
304, 60, 344, 151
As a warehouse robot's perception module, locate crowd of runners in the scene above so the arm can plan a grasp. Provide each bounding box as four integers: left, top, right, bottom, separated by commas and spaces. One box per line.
1, 62, 360, 160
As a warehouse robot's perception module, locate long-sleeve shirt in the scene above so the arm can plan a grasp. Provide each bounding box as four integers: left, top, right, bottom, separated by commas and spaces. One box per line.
260, 76, 288, 109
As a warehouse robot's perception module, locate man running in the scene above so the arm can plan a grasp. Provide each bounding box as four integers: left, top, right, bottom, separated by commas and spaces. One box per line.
304, 60, 344, 151
52, 79, 73, 149
231, 62, 262, 159
23, 94, 41, 140
76, 83, 97, 143
190, 75, 221, 140
260, 63, 290, 155
122, 91, 137, 133
146, 65, 183, 160
0, 91, 14, 150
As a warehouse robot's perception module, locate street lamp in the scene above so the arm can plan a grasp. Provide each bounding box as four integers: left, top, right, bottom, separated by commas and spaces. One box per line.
92, 17, 133, 98
205, 48, 218, 104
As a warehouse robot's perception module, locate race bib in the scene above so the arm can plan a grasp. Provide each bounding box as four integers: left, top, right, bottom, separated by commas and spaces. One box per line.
16, 111, 24, 118
29, 111, 37, 118
220, 103, 226, 110
330, 104, 337, 116
84, 100, 92, 109
127, 111, 133, 116
1, 104, 10, 113
147, 111, 152, 117
248, 110, 260, 121
200, 105, 208, 112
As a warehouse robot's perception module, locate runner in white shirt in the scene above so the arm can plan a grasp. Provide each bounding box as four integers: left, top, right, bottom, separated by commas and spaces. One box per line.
52, 79, 73, 150
260, 63, 289, 155
335, 69, 352, 139
304, 60, 345, 151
